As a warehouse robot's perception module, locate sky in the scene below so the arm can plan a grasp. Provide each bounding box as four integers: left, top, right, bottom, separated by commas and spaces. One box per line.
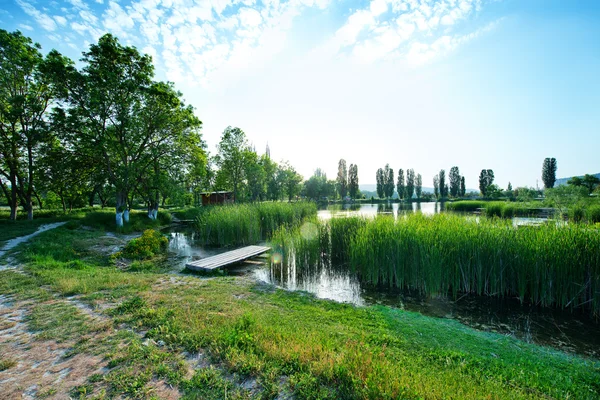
1, 0, 599, 189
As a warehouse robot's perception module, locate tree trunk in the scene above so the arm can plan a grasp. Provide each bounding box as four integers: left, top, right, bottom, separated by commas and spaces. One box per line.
34, 190, 43, 210
115, 191, 126, 227
27, 200, 33, 220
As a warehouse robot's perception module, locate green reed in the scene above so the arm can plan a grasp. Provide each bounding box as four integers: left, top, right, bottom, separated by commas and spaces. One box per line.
271, 213, 600, 316
195, 202, 317, 246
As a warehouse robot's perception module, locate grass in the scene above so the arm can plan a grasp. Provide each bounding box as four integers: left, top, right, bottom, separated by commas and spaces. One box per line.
0, 358, 17, 371
0, 216, 599, 398
194, 202, 317, 246
272, 214, 600, 316
0, 208, 172, 246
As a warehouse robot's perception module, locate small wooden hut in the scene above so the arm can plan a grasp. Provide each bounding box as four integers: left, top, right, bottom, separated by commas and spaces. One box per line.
200, 191, 235, 206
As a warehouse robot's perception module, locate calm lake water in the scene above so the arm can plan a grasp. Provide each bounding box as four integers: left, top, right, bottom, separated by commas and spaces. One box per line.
165, 204, 599, 358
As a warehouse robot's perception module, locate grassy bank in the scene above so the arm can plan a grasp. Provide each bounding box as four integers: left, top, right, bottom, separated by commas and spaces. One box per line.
272, 214, 600, 316
194, 202, 317, 246
0, 208, 172, 244
0, 225, 598, 399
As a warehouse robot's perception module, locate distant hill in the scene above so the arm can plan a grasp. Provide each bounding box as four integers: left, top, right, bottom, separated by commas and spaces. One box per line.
555, 173, 600, 187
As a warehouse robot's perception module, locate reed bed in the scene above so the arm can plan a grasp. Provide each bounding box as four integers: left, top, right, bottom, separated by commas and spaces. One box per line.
271, 213, 600, 316
446, 200, 538, 218
195, 202, 317, 246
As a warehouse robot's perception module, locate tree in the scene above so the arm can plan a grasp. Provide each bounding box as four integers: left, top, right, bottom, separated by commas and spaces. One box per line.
433, 175, 440, 200
438, 169, 447, 199
304, 169, 329, 201
541, 157, 557, 189
405, 168, 415, 200
581, 174, 600, 194
280, 162, 302, 201
415, 173, 422, 199
449, 166, 460, 198
348, 164, 359, 199
244, 149, 266, 202
214, 126, 249, 202
337, 159, 348, 199
507, 182, 512, 191
376, 168, 384, 199
47, 34, 201, 226
460, 176, 466, 197
0, 30, 66, 220
479, 169, 495, 196
384, 164, 394, 199
396, 169, 405, 201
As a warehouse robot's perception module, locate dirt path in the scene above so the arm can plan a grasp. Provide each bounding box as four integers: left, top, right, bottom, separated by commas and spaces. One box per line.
0, 222, 67, 269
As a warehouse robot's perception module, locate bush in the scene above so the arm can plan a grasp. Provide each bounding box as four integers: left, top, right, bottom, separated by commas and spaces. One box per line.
587, 205, 600, 223
569, 205, 585, 223
120, 230, 168, 259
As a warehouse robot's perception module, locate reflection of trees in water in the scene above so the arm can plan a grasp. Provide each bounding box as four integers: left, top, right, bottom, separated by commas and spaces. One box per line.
377, 203, 393, 213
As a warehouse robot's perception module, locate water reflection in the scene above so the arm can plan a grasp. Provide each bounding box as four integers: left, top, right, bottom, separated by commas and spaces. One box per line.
318, 202, 440, 220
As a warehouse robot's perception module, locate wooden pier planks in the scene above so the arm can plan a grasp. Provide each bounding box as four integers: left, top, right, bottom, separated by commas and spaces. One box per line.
185, 245, 271, 272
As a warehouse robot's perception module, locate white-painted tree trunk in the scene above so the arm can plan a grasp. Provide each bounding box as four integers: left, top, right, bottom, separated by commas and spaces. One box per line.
152, 209, 158, 220
123, 209, 130, 223
116, 212, 123, 227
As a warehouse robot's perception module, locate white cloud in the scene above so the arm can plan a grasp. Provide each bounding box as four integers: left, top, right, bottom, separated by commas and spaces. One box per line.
54, 15, 67, 26
18, 24, 34, 31
16, 0, 57, 31
333, 0, 496, 63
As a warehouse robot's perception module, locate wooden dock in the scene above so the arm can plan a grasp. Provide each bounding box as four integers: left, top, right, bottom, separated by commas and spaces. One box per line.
185, 245, 271, 272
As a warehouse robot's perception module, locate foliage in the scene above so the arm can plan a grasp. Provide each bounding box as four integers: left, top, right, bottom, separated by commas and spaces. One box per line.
542, 157, 557, 189
348, 163, 359, 199
195, 202, 317, 246
396, 169, 404, 201
214, 126, 249, 201
405, 168, 415, 200
120, 229, 168, 259
0, 30, 67, 220
449, 166, 461, 197
433, 174, 440, 199
569, 174, 600, 194
336, 159, 347, 198
438, 169, 448, 199
478, 169, 495, 196
460, 176, 466, 197
275, 214, 600, 316
383, 164, 394, 199
415, 173, 422, 199
1, 220, 600, 399
303, 169, 333, 201
376, 168, 384, 199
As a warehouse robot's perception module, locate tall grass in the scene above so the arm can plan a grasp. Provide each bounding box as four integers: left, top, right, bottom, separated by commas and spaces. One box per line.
194, 202, 317, 246
446, 201, 540, 218
271, 214, 600, 316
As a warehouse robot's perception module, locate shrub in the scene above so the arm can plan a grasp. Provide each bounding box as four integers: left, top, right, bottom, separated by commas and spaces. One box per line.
587, 205, 600, 223
121, 230, 168, 259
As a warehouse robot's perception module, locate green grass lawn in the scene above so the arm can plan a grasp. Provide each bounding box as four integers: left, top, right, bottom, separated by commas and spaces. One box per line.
0, 225, 598, 399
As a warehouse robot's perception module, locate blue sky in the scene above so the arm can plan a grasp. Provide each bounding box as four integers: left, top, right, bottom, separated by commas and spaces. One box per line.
1, 0, 599, 188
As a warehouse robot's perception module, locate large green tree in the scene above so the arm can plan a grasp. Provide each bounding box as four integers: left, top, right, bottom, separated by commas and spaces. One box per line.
376, 168, 384, 199
337, 159, 348, 199
348, 164, 359, 199
384, 164, 394, 199
415, 173, 422, 200
0, 30, 66, 219
439, 169, 447, 199
542, 157, 557, 189
433, 175, 440, 200
449, 166, 461, 198
479, 169, 495, 196
405, 168, 415, 200
396, 169, 405, 201
47, 34, 202, 226
214, 126, 249, 202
